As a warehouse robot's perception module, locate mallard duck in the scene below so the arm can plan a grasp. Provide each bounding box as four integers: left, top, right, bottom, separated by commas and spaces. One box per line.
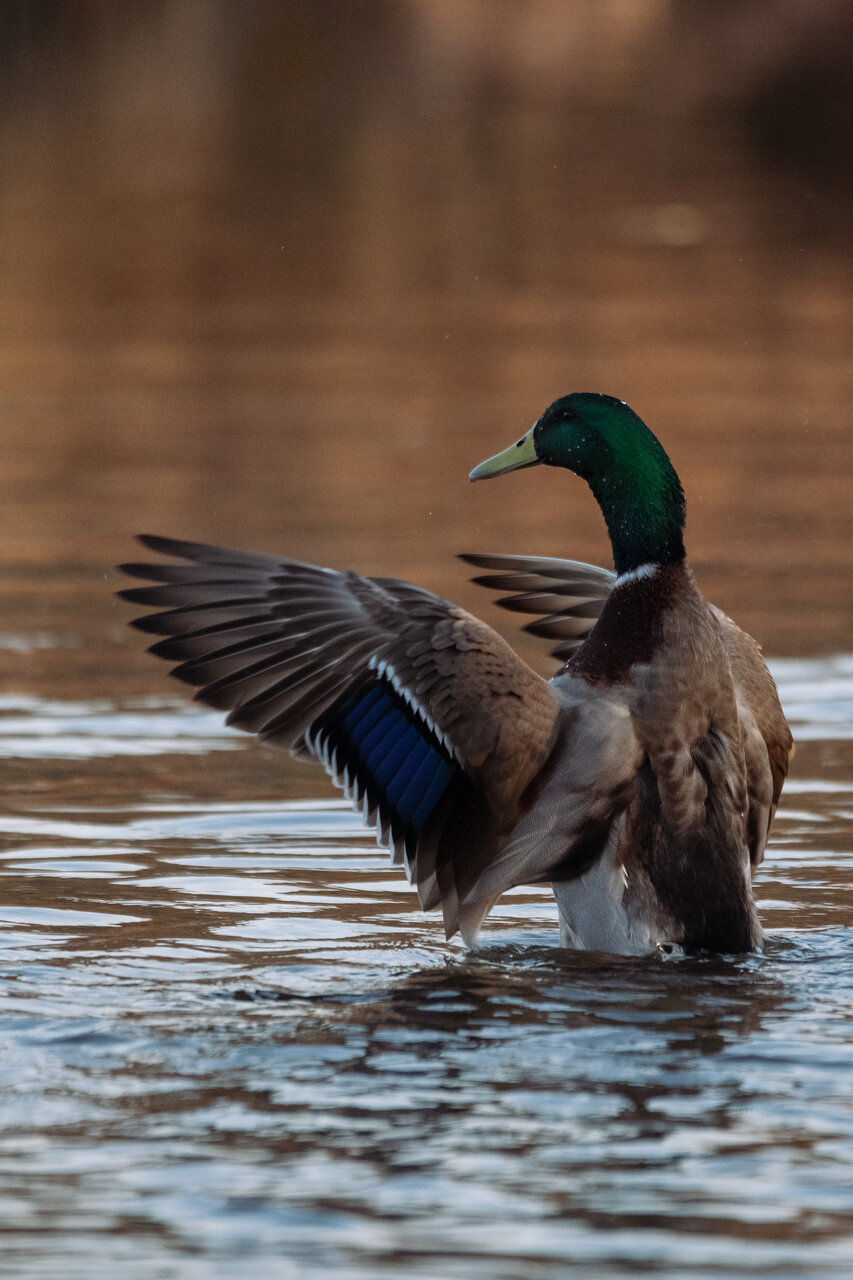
119, 393, 792, 955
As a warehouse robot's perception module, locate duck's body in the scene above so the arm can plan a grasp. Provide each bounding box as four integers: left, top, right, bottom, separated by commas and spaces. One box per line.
549, 562, 782, 953
120, 394, 792, 955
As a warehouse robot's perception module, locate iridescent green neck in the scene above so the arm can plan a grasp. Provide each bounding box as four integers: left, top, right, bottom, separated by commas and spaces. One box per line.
588, 443, 686, 577
535, 395, 686, 577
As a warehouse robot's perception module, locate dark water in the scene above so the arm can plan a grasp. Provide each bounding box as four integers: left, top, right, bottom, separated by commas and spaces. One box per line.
0, 5, 852, 1277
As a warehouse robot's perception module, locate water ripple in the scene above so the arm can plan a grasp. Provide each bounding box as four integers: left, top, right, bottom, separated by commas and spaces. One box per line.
0, 657, 850, 1278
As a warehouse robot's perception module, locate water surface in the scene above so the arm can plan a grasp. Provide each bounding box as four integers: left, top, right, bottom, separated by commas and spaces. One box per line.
0, 5, 851, 1277
0, 658, 850, 1279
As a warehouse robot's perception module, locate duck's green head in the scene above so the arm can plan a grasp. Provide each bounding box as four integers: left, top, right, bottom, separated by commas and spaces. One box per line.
470, 393, 686, 577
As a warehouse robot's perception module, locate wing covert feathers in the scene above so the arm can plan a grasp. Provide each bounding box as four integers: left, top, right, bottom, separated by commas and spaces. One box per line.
711, 605, 794, 865
119, 536, 561, 941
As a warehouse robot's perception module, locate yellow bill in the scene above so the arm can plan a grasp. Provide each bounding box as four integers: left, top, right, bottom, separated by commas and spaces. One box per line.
469, 427, 540, 482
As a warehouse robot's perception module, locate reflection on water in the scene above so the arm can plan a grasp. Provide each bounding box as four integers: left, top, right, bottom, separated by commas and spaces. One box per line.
0, 3, 851, 1277
0, 661, 851, 1277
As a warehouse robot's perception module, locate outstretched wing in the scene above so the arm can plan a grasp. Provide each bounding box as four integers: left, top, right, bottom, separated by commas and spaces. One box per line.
119, 536, 562, 941
460, 552, 615, 659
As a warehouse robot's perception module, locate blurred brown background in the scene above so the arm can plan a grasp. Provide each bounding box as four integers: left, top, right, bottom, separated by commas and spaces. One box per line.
0, 0, 850, 702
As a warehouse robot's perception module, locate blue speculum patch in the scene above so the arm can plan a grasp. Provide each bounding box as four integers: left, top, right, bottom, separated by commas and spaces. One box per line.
332, 681, 454, 833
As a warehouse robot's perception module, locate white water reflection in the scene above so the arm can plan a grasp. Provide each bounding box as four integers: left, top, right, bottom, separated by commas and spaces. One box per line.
0, 695, 242, 758
773, 655, 853, 741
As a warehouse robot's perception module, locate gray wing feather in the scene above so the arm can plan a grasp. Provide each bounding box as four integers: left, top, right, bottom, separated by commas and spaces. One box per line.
460, 552, 615, 658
